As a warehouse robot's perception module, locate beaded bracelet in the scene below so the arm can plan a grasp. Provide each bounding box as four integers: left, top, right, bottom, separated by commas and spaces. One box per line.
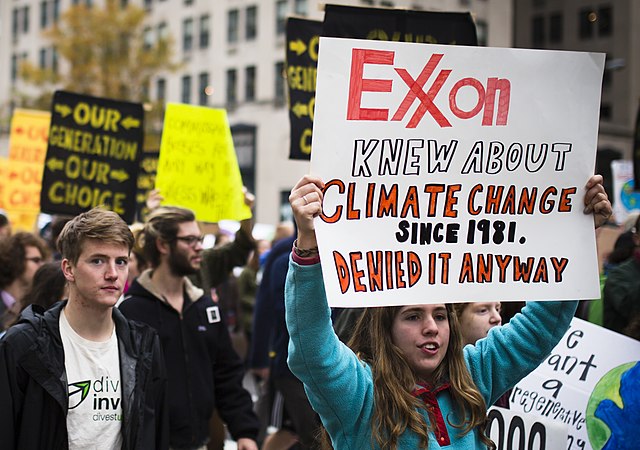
293, 239, 319, 257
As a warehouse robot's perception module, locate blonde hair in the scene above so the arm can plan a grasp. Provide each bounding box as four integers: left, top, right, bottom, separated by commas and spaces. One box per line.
319, 304, 494, 449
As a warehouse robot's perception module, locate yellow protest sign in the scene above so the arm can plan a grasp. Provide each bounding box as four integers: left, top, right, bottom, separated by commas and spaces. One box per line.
155, 103, 251, 223
0, 157, 7, 210
8, 109, 51, 164
1, 158, 43, 232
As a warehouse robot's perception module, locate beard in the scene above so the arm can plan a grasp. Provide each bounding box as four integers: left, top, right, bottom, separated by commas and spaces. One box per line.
168, 246, 199, 277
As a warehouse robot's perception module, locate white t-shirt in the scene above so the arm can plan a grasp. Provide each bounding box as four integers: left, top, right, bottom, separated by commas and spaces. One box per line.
60, 309, 123, 450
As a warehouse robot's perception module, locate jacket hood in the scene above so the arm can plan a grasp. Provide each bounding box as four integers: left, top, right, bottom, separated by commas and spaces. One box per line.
128, 268, 204, 304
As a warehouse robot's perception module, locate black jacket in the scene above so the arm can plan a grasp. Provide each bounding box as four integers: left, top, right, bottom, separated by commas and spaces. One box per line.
0, 301, 169, 450
120, 271, 259, 448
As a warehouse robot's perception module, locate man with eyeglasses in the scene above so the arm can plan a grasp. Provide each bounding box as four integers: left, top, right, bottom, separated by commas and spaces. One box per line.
119, 206, 259, 450
0, 231, 49, 331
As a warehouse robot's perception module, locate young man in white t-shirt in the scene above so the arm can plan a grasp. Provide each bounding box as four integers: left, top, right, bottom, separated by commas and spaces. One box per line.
0, 208, 169, 449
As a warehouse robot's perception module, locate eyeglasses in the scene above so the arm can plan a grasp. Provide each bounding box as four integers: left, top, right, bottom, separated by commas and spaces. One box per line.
25, 256, 44, 264
174, 235, 205, 247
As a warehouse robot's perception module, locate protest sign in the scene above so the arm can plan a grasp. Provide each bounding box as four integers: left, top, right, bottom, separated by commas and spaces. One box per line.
610, 160, 639, 225
287, 7, 478, 161
287, 17, 322, 160
40, 91, 143, 223
310, 37, 605, 307
486, 406, 568, 450
135, 149, 159, 221
155, 103, 251, 223
322, 5, 477, 46
511, 318, 640, 450
8, 108, 50, 164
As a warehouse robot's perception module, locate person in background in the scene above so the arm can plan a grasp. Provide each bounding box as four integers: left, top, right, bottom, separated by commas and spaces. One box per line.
120, 206, 259, 450
0, 211, 11, 239
0, 207, 168, 449
453, 302, 511, 409
249, 230, 321, 450
6, 262, 67, 327
285, 174, 611, 449
0, 232, 49, 331
237, 239, 270, 352
603, 214, 640, 337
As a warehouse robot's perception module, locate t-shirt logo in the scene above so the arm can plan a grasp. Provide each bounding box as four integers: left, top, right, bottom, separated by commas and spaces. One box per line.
68, 380, 91, 409
206, 306, 220, 323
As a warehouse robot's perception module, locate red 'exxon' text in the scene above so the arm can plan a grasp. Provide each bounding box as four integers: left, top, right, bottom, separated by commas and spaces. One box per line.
347, 48, 511, 128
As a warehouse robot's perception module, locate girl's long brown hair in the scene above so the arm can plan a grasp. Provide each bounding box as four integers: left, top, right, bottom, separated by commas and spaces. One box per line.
318, 304, 495, 449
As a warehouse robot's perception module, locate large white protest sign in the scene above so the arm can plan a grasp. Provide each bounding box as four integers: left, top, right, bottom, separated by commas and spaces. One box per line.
511, 318, 640, 450
486, 406, 568, 450
310, 37, 605, 307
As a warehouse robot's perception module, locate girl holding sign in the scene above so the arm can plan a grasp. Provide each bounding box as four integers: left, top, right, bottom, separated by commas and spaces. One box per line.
285, 174, 611, 449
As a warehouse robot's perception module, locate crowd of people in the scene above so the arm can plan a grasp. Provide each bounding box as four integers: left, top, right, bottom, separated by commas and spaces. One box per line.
0, 170, 637, 449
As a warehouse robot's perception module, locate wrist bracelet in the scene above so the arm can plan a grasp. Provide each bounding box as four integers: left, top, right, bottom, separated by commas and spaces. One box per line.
293, 239, 319, 257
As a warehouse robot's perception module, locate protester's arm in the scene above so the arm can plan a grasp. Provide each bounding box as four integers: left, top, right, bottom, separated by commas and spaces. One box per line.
467, 174, 612, 405
200, 189, 257, 291
465, 300, 578, 405
286, 175, 375, 437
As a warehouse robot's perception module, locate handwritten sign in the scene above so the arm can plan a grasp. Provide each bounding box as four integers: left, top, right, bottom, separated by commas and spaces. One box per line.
486, 406, 568, 450
8, 108, 50, 164
155, 103, 251, 223
511, 318, 640, 450
40, 91, 143, 223
310, 38, 605, 307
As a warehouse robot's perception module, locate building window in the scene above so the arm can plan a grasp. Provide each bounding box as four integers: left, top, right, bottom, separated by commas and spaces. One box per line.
157, 77, 166, 101
199, 15, 210, 48
53, 0, 60, 22
227, 9, 239, 43
39, 48, 47, 69
181, 75, 192, 103
52, 46, 58, 73
158, 22, 168, 41
199, 72, 209, 106
23, 6, 30, 33
380, 1, 394, 6
245, 66, 256, 102
476, 20, 488, 46
183, 18, 194, 51
11, 54, 18, 82
274, 61, 285, 105
12, 8, 19, 40
143, 26, 153, 50
276, 0, 287, 35
294, 0, 307, 16
579, 8, 595, 39
226, 69, 237, 106
549, 13, 563, 43
184, 0, 193, 5
532, 15, 545, 47
598, 6, 612, 37
246, 5, 257, 40
40, 1, 48, 29
144, 0, 152, 10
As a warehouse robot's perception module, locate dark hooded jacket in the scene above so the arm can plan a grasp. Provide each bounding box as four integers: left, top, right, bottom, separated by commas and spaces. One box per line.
0, 301, 169, 450
120, 270, 259, 449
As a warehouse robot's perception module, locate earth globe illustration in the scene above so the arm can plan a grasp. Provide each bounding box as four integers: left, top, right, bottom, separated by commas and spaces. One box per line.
586, 361, 640, 450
